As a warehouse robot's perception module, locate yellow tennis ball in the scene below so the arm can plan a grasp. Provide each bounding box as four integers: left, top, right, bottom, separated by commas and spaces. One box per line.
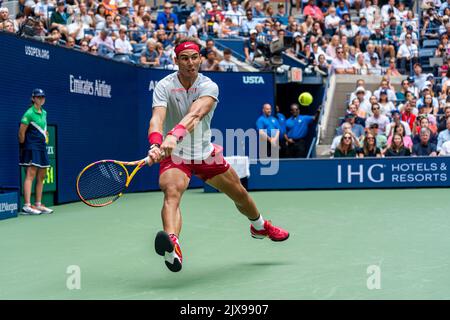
298, 92, 313, 106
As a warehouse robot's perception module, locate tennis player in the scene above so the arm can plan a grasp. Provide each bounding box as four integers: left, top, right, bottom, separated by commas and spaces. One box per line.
18, 88, 54, 215
147, 37, 289, 272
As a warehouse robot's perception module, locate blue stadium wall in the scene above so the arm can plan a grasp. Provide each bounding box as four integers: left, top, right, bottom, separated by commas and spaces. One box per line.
0, 33, 280, 203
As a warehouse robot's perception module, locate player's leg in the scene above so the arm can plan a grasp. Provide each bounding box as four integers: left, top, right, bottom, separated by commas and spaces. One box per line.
22, 166, 41, 215
34, 168, 53, 214
155, 168, 190, 272
159, 168, 190, 236
206, 167, 289, 241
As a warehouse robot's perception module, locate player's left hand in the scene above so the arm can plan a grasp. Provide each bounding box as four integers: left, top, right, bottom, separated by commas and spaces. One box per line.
161, 135, 178, 157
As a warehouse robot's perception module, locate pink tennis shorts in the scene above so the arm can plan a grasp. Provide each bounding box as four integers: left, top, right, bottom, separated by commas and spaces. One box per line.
159, 144, 230, 181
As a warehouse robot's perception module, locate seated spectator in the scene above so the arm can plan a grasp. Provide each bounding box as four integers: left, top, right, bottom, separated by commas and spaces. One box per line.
50, 0, 69, 39
133, 5, 148, 27
324, 6, 341, 34
333, 133, 357, 158
417, 92, 439, 116
413, 63, 427, 91
117, 2, 132, 27
396, 33, 418, 73
286, 32, 303, 57
336, 0, 350, 19
65, 36, 75, 48
89, 45, 98, 55
336, 113, 364, 139
140, 39, 159, 67
251, 1, 264, 19
437, 118, 450, 153
225, 0, 244, 26
331, 46, 354, 74
351, 98, 368, 119
200, 49, 221, 71
95, 4, 107, 29
315, 54, 330, 77
385, 133, 412, 157
350, 80, 372, 101
353, 53, 370, 75
366, 103, 390, 133
244, 29, 258, 63
89, 28, 115, 53
378, 90, 396, 117
156, 2, 178, 30
355, 18, 371, 50
357, 132, 382, 157
190, 1, 206, 33
401, 99, 418, 131
340, 15, 359, 45
274, 3, 288, 26
439, 140, 450, 155
134, 14, 153, 43
303, 0, 324, 22
374, 78, 397, 102
387, 123, 413, 150
1, 19, 14, 33
386, 110, 412, 136
155, 29, 172, 48
219, 48, 238, 72
80, 39, 89, 52
220, 17, 239, 38
407, 76, 420, 98
367, 54, 383, 75
412, 128, 438, 156
179, 17, 198, 38
115, 26, 132, 54
164, 18, 177, 43
156, 42, 175, 69
438, 105, 450, 132
330, 123, 360, 155
413, 116, 437, 143
241, 10, 258, 35
47, 27, 62, 45
341, 104, 366, 127
396, 79, 410, 101
385, 57, 402, 76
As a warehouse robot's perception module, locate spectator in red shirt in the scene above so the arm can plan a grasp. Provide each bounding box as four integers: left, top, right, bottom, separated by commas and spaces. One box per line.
401, 99, 417, 131
208, 0, 224, 21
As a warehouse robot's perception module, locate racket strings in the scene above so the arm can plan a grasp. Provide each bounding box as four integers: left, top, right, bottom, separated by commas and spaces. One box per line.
78, 162, 128, 205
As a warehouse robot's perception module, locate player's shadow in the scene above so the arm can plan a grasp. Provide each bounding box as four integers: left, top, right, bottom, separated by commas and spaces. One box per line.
136, 260, 292, 290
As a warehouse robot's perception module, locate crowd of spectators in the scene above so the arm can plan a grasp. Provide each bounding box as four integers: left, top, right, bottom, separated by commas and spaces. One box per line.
331, 76, 450, 157
0, 0, 423, 73
0, 0, 243, 70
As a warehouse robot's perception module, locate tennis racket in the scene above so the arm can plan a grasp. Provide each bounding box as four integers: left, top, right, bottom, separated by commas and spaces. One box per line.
76, 155, 160, 207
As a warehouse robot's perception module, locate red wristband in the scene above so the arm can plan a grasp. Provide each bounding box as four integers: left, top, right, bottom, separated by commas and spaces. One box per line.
167, 124, 188, 142
148, 132, 163, 146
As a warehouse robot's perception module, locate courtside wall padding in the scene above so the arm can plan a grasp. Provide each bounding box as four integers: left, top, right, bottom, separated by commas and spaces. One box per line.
0, 33, 277, 203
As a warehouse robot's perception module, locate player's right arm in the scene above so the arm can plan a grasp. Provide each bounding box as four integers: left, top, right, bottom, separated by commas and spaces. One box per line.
148, 106, 166, 163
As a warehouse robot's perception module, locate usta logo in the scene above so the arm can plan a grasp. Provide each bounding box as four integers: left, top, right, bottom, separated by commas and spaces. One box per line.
242, 76, 265, 84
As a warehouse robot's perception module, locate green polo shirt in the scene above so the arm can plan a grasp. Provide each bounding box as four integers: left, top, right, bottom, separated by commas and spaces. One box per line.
21, 105, 48, 150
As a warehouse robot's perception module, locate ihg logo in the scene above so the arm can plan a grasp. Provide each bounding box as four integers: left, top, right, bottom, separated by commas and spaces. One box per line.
337, 164, 385, 184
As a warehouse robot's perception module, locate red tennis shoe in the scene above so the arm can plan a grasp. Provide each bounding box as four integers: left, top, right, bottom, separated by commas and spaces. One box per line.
155, 231, 183, 272
250, 220, 289, 242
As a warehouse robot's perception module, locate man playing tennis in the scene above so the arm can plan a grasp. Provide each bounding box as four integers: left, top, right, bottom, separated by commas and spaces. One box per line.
148, 37, 289, 272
